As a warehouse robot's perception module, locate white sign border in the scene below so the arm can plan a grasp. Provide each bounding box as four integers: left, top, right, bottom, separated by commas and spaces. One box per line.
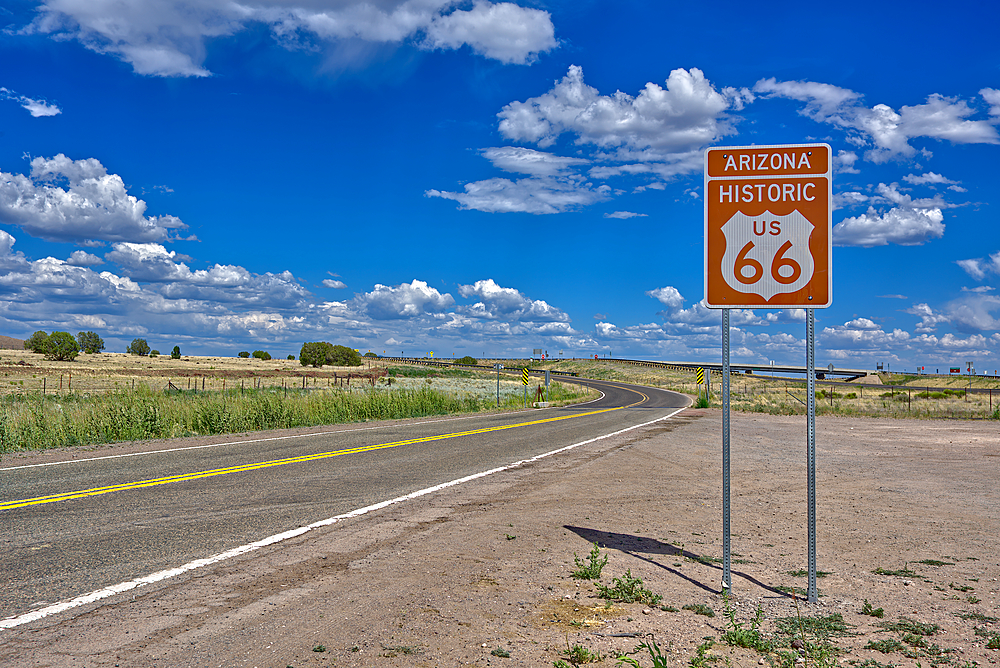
703, 142, 832, 310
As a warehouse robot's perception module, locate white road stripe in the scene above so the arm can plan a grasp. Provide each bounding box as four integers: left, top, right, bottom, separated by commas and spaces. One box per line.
2, 400, 682, 631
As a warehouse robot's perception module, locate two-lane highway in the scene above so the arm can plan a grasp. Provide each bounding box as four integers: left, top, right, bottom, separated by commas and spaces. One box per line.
1, 379, 687, 627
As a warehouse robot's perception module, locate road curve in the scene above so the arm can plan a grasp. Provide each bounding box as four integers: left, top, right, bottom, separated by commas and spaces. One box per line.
1, 379, 688, 624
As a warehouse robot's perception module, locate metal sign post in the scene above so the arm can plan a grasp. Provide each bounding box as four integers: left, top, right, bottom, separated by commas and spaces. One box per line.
494, 363, 503, 406
806, 309, 818, 602
704, 143, 831, 600
722, 309, 731, 592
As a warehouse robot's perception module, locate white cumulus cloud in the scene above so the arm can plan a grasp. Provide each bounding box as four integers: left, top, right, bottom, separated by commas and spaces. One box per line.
0, 154, 187, 243
22, 0, 556, 77
356, 279, 455, 319
0, 87, 62, 117
459, 278, 568, 321
426, 174, 609, 214
422, 1, 556, 64
754, 78, 1000, 162
498, 65, 735, 155
481, 146, 587, 176
833, 206, 944, 247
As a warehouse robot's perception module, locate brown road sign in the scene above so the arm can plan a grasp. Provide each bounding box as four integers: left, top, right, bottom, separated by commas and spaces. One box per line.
704, 143, 832, 309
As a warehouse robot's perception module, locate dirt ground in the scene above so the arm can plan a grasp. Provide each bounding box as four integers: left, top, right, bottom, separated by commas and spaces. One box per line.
2, 408, 999, 668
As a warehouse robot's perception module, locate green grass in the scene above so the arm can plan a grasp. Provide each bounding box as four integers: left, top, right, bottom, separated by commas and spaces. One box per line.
861, 600, 885, 618
848, 660, 896, 668
571, 543, 608, 580
877, 617, 939, 636
616, 637, 672, 668
775, 612, 854, 639
865, 638, 905, 654
382, 645, 420, 657
385, 365, 474, 378
681, 603, 715, 618
0, 384, 534, 452
596, 570, 662, 606
558, 644, 602, 665
688, 638, 717, 668
722, 600, 773, 652
873, 566, 917, 577
491, 647, 511, 658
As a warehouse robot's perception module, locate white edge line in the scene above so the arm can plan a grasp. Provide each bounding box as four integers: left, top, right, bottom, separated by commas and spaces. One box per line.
1, 402, 686, 631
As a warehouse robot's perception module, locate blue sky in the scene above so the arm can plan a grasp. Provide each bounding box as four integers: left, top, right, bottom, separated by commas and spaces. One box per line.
1, 0, 999, 371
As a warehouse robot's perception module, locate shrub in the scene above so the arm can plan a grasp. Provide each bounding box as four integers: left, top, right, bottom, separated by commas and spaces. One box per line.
330, 345, 362, 366
238, 351, 250, 358
299, 342, 362, 367
24, 331, 50, 353
363, 351, 378, 358
77, 331, 105, 354
252, 350, 272, 361
287, 354, 295, 360
43, 331, 80, 361
171, 346, 181, 359
149, 350, 160, 358
127, 338, 151, 356
455, 355, 478, 365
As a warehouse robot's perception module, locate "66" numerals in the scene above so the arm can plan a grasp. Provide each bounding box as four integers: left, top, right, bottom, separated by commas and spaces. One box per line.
734, 240, 801, 285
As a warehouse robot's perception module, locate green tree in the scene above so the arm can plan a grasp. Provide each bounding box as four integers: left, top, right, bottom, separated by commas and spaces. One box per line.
149, 349, 160, 357
44, 331, 80, 361
24, 331, 50, 353
238, 351, 250, 358
299, 342, 361, 367
455, 355, 477, 365
171, 345, 181, 359
252, 350, 272, 360
287, 354, 295, 360
127, 338, 151, 356
77, 331, 105, 354
330, 345, 362, 366
363, 351, 378, 358
299, 341, 334, 368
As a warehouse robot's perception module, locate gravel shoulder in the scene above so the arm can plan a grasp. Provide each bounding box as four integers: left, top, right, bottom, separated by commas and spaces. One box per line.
2, 409, 999, 667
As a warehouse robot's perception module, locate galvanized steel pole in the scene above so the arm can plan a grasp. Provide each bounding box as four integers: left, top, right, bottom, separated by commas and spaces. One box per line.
807, 308, 818, 603
722, 308, 731, 593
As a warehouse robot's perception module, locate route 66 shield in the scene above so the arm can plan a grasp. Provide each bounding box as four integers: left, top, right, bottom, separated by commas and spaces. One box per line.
704, 144, 831, 308
720, 210, 814, 301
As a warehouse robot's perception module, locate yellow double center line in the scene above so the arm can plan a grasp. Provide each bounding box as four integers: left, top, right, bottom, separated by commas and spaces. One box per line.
2, 391, 647, 511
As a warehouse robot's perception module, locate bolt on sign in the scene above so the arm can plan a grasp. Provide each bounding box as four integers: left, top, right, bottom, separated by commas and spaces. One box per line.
704, 144, 832, 309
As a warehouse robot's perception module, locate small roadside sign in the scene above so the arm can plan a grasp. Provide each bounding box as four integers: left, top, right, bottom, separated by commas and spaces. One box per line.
705, 143, 832, 309
522, 368, 530, 385
696, 367, 705, 384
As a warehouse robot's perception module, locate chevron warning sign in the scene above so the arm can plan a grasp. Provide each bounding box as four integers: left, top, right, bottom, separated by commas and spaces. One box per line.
522, 369, 529, 385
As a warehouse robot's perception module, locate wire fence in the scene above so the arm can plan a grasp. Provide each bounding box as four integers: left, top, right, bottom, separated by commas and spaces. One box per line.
0, 369, 389, 398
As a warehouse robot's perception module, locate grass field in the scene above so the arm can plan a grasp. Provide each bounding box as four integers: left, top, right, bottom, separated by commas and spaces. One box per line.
531, 359, 1000, 420
0, 350, 597, 453
1, 349, 997, 453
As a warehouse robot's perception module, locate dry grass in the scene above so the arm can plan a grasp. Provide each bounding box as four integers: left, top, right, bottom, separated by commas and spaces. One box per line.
533, 359, 1000, 420
1, 350, 996, 420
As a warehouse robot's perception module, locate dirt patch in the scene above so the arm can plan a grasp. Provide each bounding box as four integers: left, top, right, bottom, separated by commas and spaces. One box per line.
2, 410, 998, 667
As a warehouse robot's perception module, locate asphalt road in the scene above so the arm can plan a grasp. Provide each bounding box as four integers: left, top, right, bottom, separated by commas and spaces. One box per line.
0, 378, 687, 622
